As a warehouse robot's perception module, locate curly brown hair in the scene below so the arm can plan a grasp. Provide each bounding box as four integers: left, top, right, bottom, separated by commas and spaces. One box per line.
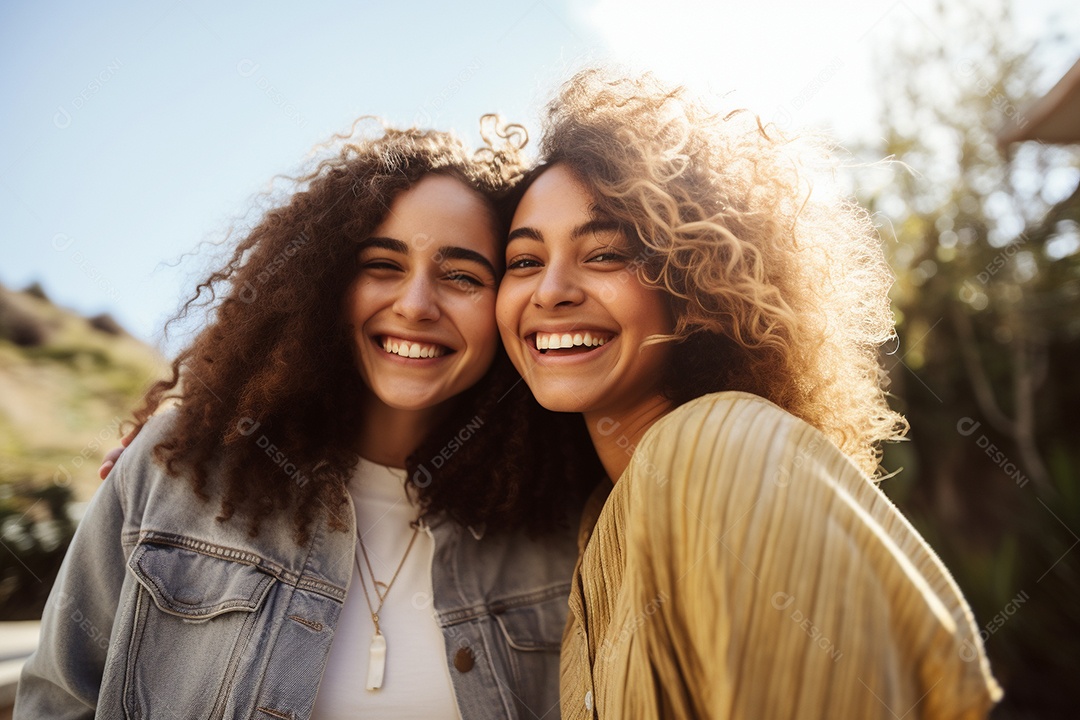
527, 69, 906, 476
134, 121, 601, 543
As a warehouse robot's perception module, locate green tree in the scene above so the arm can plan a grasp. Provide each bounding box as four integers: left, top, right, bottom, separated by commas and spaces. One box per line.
858, 1, 1080, 716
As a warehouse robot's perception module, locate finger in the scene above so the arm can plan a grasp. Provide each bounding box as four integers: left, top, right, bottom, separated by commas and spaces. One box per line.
103, 446, 125, 465
98, 445, 125, 479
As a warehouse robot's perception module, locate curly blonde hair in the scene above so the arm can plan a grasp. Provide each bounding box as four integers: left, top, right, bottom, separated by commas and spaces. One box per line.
536, 68, 906, 476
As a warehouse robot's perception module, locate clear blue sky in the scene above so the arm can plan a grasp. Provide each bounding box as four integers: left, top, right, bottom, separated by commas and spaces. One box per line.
3, 0, 1077, 354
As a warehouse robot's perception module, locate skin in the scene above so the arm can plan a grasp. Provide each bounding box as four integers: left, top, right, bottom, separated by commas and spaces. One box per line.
98, 432, 132, 478
346, 173, 501, 467
496, 164, 676, 481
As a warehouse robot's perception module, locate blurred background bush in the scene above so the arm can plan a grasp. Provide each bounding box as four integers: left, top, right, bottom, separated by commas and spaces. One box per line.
854, 2, 1079, 717
0, 282, 165, 619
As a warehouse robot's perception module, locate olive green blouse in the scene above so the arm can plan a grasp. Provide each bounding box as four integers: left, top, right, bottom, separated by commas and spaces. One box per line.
561, 392, 1001, 719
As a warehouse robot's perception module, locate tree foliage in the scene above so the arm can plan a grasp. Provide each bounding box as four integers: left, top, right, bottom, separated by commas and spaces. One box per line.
859, 1, 1080, 716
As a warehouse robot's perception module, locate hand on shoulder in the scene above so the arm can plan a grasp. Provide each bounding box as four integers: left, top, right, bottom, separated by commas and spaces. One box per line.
99, 427, 137, 479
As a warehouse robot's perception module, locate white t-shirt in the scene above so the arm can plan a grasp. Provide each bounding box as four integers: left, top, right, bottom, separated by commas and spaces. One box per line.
310, 458, 461, 719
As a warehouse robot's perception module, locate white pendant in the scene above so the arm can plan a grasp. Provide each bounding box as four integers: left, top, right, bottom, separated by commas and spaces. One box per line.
366, 631, 387, 690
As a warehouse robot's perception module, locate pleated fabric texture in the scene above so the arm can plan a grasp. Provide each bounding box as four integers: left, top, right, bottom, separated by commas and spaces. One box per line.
561, 392, 1002, 720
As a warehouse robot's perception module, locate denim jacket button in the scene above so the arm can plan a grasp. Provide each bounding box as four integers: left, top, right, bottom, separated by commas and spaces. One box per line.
453, 647, 475, 672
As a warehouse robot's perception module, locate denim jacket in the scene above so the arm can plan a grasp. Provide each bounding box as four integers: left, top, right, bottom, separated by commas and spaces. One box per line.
15, 414, 579, 719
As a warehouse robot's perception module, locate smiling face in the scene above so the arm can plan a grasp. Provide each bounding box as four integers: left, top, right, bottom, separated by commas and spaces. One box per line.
347, 173, 500, 412
496, 164, 675, 419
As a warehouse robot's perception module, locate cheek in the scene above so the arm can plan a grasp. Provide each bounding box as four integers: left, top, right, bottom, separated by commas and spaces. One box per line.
455, 293, 499, 356
626, 287, 675, 336
495, 287, 530, 368
495, 291, 527, 351
594, 275, 629, 305
651, 291, 676, 332
344, 281, 366, 330
474, 310, 500, 364
343, 285, 372, 374
495, 278, 530, 322
346, 278, 387, 327
494, 287, 515, 330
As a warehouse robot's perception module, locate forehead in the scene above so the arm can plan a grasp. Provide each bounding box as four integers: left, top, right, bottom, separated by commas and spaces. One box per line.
511, 165, 597, 232
372, 174, 498, 257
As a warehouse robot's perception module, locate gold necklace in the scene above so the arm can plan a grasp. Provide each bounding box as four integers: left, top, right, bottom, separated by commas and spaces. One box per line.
354, 523, 421, 691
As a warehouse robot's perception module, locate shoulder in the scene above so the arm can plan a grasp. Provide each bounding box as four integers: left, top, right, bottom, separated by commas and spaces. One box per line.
112, 409, 177, 487
622, 392, 1001, 710
116, 409, 179, 472
628, 391, 833, 493
642, 391, 809, 451
625, 391, 887, 549
110, 408, 209, 522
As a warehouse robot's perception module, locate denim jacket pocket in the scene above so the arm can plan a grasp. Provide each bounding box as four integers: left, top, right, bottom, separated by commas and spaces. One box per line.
124, 541, 276, 719
490, 587, 568, 714
494, 600, 564, 652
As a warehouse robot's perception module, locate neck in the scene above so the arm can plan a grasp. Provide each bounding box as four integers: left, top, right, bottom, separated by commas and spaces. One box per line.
356, 391, 448, 468
584, 394, 675, 482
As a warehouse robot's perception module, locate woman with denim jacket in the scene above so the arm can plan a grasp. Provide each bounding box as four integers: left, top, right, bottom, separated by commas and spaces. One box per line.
15, 123, 601, 719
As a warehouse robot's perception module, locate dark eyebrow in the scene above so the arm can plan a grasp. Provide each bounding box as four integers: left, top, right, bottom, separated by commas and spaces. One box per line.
437, 246, 498, 278
506, 226, 543, 244
356, 236, 408, 254
570, 219, 623, 242
506, 218, 624, 246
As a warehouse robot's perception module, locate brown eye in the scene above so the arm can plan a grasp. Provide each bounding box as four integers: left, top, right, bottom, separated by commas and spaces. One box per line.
357, 253, 402, 273
506, 256, 542, 271
445, 271, 484, 288
587, 251, 629, 263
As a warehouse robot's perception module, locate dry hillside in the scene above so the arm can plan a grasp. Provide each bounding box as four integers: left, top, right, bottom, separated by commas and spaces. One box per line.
0, 282, 168, 504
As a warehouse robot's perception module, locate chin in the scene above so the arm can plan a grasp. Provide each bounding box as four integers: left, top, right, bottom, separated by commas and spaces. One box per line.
531, 389, 593, 414
370, 386, 447, 412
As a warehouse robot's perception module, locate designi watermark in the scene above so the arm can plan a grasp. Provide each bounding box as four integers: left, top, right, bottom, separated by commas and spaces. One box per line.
771, 591, 843, 662
236, 417, 310, 487
411, 415, 484, 488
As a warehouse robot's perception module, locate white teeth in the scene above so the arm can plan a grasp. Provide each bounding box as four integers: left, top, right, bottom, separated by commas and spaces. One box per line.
534, 331, 610, 350
381, 337, 446, 359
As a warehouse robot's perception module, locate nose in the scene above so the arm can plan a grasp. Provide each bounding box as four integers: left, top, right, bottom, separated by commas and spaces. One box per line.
393, 272, 441, 322
531, 260, 586, 309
